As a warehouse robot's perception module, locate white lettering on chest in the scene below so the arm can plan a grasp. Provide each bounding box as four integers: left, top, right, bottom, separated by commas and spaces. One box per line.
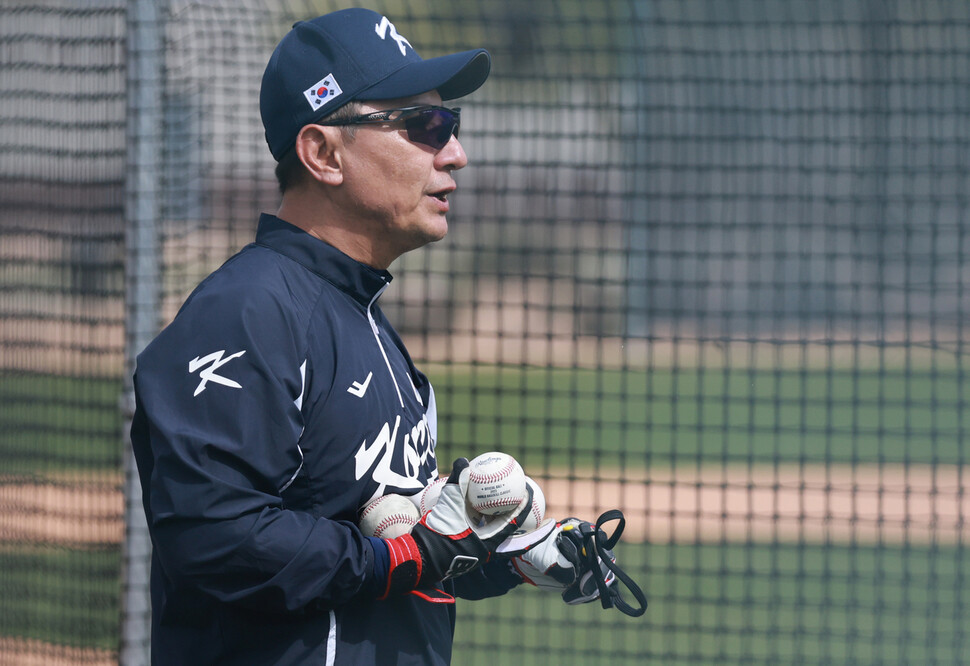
355, 412, 436, 503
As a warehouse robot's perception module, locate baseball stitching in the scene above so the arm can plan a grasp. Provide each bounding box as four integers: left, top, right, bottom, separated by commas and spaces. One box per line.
360, 496, 389, 520
469, 458, 517, 485
373, 514, 417, 537
529, 500, 542, 526
419, 479, 446, 514
474, 497, 522, 512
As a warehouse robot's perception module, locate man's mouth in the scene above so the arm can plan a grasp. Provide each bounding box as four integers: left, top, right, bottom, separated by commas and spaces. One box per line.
429, 184, 456, 203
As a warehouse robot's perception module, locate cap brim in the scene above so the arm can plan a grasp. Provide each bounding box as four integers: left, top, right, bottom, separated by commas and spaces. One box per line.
357, 49, 490, 102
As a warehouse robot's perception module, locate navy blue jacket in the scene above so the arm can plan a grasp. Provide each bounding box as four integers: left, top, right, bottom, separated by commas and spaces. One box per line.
131, 214, 521, 665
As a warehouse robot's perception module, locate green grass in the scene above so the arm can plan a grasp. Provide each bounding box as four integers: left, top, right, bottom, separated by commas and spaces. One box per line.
0, 546, 120, 651
431, 365, 968, 469
0, 374, 122, 651
454, 541, 970, 666
2, 364, 965, 476
0, 373, 123, 474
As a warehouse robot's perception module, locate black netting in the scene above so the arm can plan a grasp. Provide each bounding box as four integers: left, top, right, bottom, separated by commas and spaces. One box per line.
1, 1, 967, 663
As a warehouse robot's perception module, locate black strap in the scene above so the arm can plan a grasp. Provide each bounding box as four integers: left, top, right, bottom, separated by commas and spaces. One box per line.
581, 510, 648, 618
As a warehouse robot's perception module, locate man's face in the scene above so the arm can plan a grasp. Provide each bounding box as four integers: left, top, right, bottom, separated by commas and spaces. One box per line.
333, 91, 468, 267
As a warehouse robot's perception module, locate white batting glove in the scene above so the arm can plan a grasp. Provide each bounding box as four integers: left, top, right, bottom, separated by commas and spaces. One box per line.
511, 521, 578, 591
512, 519, 616, 603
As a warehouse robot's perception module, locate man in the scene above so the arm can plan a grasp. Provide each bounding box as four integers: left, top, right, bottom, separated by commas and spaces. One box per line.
131, 8, 609, 665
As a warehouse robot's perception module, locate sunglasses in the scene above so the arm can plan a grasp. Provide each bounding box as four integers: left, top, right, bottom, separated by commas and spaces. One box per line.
317, 105, 461, 150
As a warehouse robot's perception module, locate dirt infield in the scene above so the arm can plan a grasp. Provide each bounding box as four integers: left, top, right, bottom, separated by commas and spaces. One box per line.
0, 479, 122, 546
539, 464, 970, 545
0, 639, 115, 666
2, 464, 968, 547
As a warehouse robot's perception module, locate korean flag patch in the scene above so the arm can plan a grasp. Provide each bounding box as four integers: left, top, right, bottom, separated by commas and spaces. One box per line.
303, 73, 343, 111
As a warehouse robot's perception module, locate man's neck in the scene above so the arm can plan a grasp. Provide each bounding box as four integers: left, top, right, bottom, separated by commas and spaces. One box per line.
276, 193, 392, 270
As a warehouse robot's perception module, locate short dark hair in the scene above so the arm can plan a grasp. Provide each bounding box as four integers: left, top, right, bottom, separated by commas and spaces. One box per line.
275, 101, 363, 195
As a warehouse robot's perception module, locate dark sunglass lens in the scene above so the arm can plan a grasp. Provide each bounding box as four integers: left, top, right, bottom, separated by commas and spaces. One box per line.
406, 109, 459, 150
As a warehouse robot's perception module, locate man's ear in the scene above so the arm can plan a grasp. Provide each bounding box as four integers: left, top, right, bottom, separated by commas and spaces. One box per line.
294, 124, 344, 186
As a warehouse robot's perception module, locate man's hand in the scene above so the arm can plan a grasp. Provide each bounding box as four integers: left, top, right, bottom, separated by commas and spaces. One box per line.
378, 458, 534, 599
512, 518, 616, 604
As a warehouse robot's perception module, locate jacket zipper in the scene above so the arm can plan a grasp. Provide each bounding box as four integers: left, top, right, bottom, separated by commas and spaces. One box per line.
367, 285, 405, 408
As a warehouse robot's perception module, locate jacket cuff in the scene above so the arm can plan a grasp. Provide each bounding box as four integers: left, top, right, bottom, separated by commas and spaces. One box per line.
362, 536, 389, 598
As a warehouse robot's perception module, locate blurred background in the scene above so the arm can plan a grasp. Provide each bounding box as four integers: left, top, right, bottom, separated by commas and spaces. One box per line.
1, 0, 967, 663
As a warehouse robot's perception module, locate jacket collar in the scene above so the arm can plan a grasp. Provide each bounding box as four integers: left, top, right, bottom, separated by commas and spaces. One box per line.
254, 213, 392, 307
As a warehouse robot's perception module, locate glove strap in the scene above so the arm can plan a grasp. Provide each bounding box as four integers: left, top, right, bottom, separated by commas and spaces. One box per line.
583, 510, 648, 618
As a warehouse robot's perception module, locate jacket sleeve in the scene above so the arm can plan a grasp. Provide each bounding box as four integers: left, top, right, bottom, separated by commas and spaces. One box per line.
131, 273, 376, 613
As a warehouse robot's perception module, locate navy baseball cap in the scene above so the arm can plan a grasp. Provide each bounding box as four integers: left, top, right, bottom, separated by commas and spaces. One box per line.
260, 8, 491, 161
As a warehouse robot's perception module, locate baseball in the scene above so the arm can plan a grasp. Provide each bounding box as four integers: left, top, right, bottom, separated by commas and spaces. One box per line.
517, 475, 546, 533
410, 476, 449, 515
466, 452, 528, 516
359, 494, 420, 539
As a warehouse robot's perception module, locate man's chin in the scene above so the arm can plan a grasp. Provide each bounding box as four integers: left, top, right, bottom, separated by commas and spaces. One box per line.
397, 224, 448, 257
423, 218, 449, 244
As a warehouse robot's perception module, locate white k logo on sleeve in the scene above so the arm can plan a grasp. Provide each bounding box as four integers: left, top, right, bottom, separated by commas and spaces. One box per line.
189, 349, 246, 396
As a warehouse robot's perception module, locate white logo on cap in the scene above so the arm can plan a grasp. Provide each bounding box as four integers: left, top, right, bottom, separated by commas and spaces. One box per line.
374, 16, 411, 56
303, 73, 343, 111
